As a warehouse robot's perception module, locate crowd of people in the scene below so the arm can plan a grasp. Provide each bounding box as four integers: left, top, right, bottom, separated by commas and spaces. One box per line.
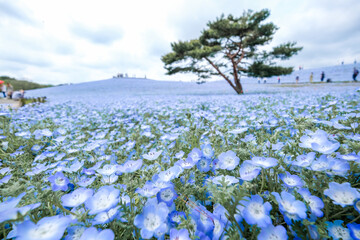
258, 67, 359, 84
0, 82, 25, 100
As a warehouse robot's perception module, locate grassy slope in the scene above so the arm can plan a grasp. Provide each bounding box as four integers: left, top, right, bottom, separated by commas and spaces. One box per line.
0, 76, 53, 91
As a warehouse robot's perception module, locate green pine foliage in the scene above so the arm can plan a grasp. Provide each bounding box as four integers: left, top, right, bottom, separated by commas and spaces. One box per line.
162, 9, 302, 94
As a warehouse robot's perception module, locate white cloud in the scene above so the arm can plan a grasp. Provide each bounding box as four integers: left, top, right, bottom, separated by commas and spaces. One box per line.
0, 0, 359, 84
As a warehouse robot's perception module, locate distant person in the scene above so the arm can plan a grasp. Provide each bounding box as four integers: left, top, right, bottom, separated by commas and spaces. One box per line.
257, 77, 261, 84
320, 71, 325, 82
12, 89, 25, 100
353, 67, 359, 82
263, 78, 267, 84
309, 72, 313, 83
296, 76, 299, 84
0, 83, 6, 98
341, 61, 344, 65
6, 83, 13, 99
326, 78, 332, 83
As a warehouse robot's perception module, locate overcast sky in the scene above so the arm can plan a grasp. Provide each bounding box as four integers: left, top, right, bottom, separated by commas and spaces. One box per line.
1, 0, 360, 84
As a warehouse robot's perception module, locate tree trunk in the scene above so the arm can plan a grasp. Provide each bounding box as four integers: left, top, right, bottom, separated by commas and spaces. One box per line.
234, 82, 243, 94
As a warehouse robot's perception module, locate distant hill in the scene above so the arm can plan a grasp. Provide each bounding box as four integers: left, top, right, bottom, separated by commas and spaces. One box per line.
0, 76, 53, 91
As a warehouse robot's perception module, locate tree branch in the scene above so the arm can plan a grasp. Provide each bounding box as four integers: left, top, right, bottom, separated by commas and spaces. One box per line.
204, 57, 238, 92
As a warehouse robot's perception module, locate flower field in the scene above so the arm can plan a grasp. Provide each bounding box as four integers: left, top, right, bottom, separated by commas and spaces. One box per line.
1, 84, 360, 239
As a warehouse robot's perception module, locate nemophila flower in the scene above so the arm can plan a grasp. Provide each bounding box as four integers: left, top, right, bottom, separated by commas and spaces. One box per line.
170, 228, 190, 240
134, 200, 169, 239
31, 144, 43, 153
311, 140, 340, 154
136, 181, 160, 197
96, 164, 118, 175
117, 159, 143, 173
311, 155, 332, 172
16, 215, 72, 240
92, 206, 123, 225
85, 185, 120, 215
157, 187, 178, 206
61, 188, 93, 208
143, 149, 162, 161
64, 226, 86, 240
257, 225, 288, 240
0, 174, 11, 185
77, 176, 96, 187
101, 173, 118, 184
210, 175, 238, 186
239, 161, 261, 181
272, 191, 307, 224
327, 158, 350, 176
176, 157, 196, 169
355, 199, 360, 213
190, 204, 214, 235
0, 192, 26, 223
175, 151, 185, 159
298, 188, 324, 218
79, 227, 114, 240
338, 152, 360, 162
324, 182, 360, 207
196, 158, 211, 172
251, 156, 278, 169
82, 168, 95, 175
272, 142, 285, 151
279, 172, 303, 188
217, 150, 239, 170
158, 165, 183, 182
326, 220, 351, 240
18, 202, 41, 216
0, 167, 11, 175
169, 211, 186, 225
299, 129, 328, 148
201, 144, 214, 159
347, 223, 360, 240
48, 171, 70, 191
292, 152, 316, 168
241, 195, 272, 228
228, 127, 248, 134
188, 148, 203, 162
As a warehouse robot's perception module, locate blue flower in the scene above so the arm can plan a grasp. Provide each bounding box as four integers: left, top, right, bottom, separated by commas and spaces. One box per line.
355, 199, 360, 213
299, 129, 329, 149
169, 210, 186, 225
61, 188, 93, 208
241, 195, 272, 228
272, 191, 307, 224
298, 188, 324, 218
158, 165, 183, 182
239, 161, 261, 181
311, 140, 340, 154
85, 185, 120, 215
48, 171, 70, 191
79, 227, 115, 240
292, 152, 316, 167
16, 215, 72, 240
0, 192, 26, 223
118, 159, 143, 173
279, 171, 303, 188
92, 206, 123, 225
77, 176, 96, 187
188, 148, 203, 162
170, 228, 190, 240
210, 175, 239, 186
96, 164, 118, 175
217, 150, 239, 170
326, 220, 351, 240
134, 200, 169, 239
136, 181, 160, 197
347, 223, 360, 240
251, 156, 278, 169
157, 187, 178, 206
324, 182, 360, 207
196, 158, 212, 172
176, 157, 196, 169
201, 144, 214, 159
143, 150, 162, 161
257, 225, 288, 240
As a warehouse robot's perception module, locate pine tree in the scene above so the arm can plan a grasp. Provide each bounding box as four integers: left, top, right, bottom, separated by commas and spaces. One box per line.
162, 9, 302, 94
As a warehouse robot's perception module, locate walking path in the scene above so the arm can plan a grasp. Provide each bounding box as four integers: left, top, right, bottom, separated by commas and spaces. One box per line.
0, 98, 21, 109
